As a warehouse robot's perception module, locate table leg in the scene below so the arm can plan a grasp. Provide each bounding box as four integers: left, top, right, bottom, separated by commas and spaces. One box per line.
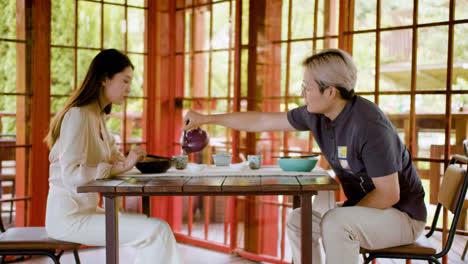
142, 196, 150, 216
301, 193, 312, 264
105, 196, 119, 264
293, 195, 300, 209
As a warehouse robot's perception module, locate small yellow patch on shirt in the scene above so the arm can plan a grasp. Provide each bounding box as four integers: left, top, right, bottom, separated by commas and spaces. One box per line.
338, 146, 347, 159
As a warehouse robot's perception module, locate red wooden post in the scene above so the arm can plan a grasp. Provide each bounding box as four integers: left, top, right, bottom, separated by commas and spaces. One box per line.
15, 0, 30, 227
147, 0, 182, 231
30, 0, 51, 226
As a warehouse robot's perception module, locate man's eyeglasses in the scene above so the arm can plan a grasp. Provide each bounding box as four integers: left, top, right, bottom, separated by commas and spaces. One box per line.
301, 82, 316, 94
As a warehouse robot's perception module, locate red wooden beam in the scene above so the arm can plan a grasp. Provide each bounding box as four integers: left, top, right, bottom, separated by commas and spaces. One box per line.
15, 0, 30, 227
30, 0, 51, 226
147, 0, 182, 231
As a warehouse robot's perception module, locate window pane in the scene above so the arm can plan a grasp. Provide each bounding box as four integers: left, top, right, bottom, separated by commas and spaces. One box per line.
106, 104, 123, 140
127, 8, 146, 53
128, 0, 145, 7
381, 0, 413, 28
452, 94, 468, 113
193, 52, 209, 97
281, 0, 289, 41
51, 97, 68, 114
380, 29, 412, 91
0, 95, 16, 113
415, 95, 447, 159
104, 4, 125, 50
289, 42, 313, 96
380, 94, 411, 114
416, 26, 448, 90
52, 0, 75, 46
78, 1, 102, 48
281, 43, 288, 96
185, 54, 192, 97
416, 94, 446, 114
211, 51, 229, 97
0, 0, 16, 39
354, 0, 376, 31
0, 112, 16, 135
455, 0, 468, 20
353, 33, 376, 92
185, 9, 192, 51
240, 49, 248, 97
380, 94, 411, 145
288, 130, 311, 154
126, 98, 143, 140
242, 0, 249, 46
453, 23, 468, 92
127, 53, 144, 97
418, 0, 449, 24
291, 0, 315, 39
77, 49, 100, 87
450, 95, 468, 155
194, 6, 210, 51
0, 42, 16, 93
317, 0, 339, 38
51, 48, 74, 95
104, 0, 125, 4
212, 2, 231, 50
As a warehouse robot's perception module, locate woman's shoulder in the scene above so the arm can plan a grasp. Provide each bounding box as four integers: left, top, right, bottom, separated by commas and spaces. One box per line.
63, 106, 93, 123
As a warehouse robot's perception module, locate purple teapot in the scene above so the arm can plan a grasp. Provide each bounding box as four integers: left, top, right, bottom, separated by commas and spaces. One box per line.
182, 128, 209, 154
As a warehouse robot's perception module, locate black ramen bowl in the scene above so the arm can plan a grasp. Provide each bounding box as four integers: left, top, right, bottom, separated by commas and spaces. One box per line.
135, 154, 172, 173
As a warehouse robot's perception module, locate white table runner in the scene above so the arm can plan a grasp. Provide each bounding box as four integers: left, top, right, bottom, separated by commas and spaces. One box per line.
120, 165, 327, 177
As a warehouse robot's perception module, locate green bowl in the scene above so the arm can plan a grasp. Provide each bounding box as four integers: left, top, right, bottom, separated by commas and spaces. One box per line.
276, 157, 318, 172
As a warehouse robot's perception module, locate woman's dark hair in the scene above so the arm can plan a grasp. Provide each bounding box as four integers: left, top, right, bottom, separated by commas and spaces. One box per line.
45, 49, 134, 149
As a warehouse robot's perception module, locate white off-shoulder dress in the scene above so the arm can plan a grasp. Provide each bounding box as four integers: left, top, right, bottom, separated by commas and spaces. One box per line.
45, 105, 182, 264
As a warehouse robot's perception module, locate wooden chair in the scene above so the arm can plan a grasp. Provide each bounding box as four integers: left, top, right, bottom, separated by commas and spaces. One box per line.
360, 154, 468, 264
0, 197, 81, 264
461, 139, 468, 260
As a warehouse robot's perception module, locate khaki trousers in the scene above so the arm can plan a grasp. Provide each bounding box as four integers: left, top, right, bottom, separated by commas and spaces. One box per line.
286, 201, 425, 264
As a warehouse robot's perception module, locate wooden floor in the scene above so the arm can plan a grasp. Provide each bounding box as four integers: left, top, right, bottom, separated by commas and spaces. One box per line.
12, 243, 260, 264
3, 201, 468, 263
6, 231, 468, 264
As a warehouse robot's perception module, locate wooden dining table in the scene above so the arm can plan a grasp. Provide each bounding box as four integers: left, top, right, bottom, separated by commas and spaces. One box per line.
77, 165, 340, 264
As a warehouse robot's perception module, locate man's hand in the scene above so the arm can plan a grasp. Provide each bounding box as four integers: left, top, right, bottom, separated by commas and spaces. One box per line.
183, 110, 206, 130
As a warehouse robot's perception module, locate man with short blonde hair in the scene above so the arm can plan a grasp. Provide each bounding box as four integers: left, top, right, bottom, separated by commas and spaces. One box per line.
183, 48, 427, 264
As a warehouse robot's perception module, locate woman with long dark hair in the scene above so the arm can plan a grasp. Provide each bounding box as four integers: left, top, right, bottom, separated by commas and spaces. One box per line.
44, 49, 182, 263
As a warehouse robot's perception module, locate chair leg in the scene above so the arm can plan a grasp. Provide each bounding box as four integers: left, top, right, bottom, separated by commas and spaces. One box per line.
45, 251, 60, 264
463, 240, 468, 260
73, 249, 81, 264
8, 180, 14, 223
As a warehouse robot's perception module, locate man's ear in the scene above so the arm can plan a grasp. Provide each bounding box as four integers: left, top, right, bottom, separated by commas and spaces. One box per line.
326, 86, 338, 98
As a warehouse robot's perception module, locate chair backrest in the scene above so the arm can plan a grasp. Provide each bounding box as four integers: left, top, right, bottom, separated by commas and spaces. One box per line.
464, 139, 468, 156
428, 154, 468, 258
438, 165, 466, 213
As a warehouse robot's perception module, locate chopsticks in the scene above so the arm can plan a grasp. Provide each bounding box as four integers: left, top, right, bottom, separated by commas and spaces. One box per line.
272, 154, 319, 159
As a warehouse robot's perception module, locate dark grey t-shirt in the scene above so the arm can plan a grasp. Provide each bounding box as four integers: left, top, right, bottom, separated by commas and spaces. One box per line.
287, 96, 427, 222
